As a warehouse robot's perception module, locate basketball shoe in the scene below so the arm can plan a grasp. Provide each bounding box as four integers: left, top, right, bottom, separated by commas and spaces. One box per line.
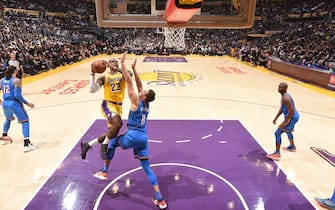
152, 198, 168, 209
266, 152, 281, 161
23, 143, 38, 153
283, 145, 296, 152
80, 141, 91, 159
93, 170, 108, 180
315, 197, 335, 210
0, 136, 12, 145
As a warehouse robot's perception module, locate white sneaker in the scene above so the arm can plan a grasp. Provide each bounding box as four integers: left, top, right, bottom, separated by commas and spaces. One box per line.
23, 143, 38, 153
93, 171, 108, 180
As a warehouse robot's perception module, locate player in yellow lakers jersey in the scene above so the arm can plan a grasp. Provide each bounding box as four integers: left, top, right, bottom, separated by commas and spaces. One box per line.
81, 58, 130, 163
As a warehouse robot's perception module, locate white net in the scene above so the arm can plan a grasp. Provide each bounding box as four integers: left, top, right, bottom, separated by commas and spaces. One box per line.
163, 27, 186, 50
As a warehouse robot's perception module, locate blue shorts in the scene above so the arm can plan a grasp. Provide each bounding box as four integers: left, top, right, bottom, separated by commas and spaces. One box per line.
283, 115, 299, 132
116, 129, 149, 159
2, 100, 29, 123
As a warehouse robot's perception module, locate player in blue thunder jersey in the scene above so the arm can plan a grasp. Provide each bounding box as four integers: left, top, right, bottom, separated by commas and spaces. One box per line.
93, 52, 167, 209
81, 58, 127, 161
267, 82, 300, 161
0, 66, 37, 152
127, 100, 149, 131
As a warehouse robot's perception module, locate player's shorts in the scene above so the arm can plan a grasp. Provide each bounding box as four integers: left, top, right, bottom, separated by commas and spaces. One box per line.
2, 100, 29, 123
118, 129, 149, 160
283, 115, 299, 132
101, 100, 123, 127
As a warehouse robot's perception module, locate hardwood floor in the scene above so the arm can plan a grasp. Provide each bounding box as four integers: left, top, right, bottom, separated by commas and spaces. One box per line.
0, 54, 333, 210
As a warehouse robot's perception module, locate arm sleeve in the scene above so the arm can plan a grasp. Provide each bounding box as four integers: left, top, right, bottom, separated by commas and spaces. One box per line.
14, 87, 28, 104
89, 74, 101, 93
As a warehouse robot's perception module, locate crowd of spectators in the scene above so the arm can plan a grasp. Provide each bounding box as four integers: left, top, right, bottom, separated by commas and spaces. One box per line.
1, 0, 96, 14
0, 9, 105, 77
0, 0, 335, 77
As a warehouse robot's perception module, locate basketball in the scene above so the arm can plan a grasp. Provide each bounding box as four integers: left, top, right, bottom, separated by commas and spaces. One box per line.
92, 60, 107, 73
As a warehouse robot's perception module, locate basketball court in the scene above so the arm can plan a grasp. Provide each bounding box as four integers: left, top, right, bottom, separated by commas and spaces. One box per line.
1, 0, 335, 209
0, 54, 334, 210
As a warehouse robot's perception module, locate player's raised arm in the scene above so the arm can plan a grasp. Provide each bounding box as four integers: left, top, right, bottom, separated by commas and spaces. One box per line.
131, 58, 143, 93
89, 61, 105, 93
120, 52, 139, 110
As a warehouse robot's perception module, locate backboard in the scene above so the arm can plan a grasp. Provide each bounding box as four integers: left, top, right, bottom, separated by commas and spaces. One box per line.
95, 0, 256, 29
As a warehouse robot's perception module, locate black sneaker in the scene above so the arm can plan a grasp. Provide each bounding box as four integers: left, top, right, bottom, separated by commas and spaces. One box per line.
100, 144, 108, 160
80, 142, 91, 159
283, 145, 297, 152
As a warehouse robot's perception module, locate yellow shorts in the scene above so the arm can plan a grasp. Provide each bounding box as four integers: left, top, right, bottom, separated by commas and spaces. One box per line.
100, 100, 123, 127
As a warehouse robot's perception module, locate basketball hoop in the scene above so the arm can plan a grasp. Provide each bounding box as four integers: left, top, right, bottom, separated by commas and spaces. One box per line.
163, 27, 186, 50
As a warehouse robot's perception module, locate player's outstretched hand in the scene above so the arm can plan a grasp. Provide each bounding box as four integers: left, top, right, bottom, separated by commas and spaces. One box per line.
131, 58, 137, 72
121, 52, 127, 64
27, 102, 34, 109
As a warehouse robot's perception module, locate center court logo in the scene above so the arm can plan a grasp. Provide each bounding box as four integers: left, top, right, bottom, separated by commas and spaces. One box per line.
140, 70, 200, 87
